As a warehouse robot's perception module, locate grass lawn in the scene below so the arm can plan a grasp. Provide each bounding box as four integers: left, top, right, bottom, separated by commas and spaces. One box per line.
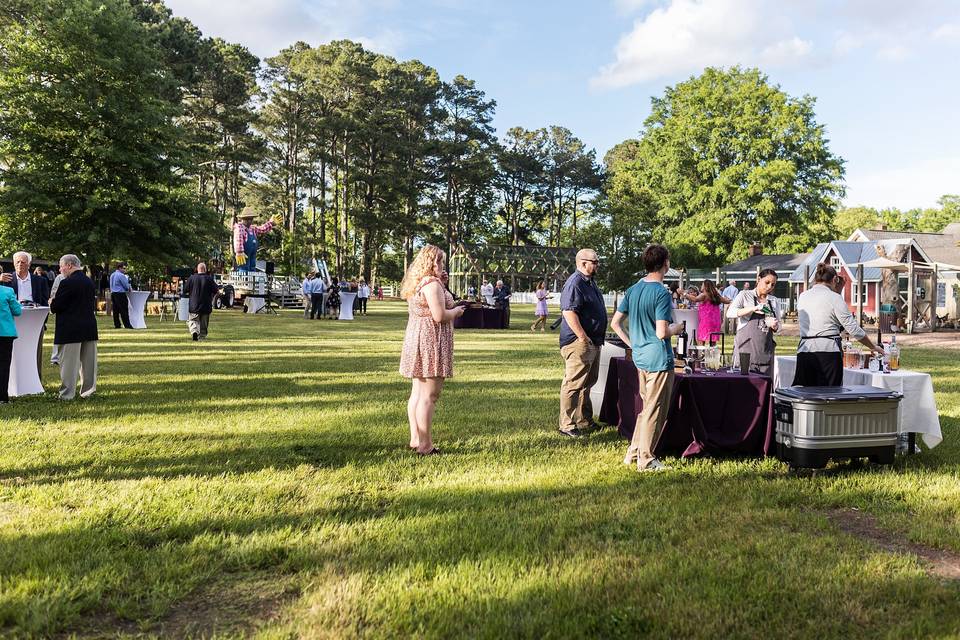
1, 301, 958, 638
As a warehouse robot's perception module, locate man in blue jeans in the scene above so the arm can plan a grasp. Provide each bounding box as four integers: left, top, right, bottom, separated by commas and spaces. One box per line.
610, 244, 685, 471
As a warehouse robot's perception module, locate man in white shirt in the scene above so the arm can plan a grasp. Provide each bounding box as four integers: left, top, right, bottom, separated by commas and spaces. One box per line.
721, 279, 739, 334
357, 279, 371, 315
1, 251, 51, 378
480, 279, 494, 306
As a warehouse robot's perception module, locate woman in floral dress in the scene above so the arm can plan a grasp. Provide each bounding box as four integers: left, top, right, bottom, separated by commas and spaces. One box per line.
399, 245, 466, 455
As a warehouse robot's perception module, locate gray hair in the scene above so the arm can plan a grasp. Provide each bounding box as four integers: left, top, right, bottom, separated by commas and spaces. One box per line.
496, 280, 504, 286
59, 254, 82, 268
13, 251, 31, 263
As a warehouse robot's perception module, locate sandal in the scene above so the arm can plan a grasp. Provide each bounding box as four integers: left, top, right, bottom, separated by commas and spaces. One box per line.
416, 448, 440, 456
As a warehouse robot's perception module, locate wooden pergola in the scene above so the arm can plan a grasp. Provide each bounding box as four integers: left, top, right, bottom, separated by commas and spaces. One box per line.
449, 243, 578, 295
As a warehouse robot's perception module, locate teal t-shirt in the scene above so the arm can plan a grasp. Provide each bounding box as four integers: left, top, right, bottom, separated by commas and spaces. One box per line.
618, 279, 674, 372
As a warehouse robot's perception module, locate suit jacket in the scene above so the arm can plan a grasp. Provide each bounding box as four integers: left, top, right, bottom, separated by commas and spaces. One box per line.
50, 271, 98, 344
493, 285, 512, 309
2, 272, 50, 304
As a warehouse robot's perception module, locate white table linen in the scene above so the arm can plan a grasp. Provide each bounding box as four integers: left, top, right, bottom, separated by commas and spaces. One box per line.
774, 355, 943, 448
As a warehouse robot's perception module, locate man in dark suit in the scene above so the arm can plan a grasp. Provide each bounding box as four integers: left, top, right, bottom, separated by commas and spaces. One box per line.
493, 279, 512, 328
1, 251, 51, 303
184, 262, 219, 341
50, 254, 98, 400
1, 251, 52, 378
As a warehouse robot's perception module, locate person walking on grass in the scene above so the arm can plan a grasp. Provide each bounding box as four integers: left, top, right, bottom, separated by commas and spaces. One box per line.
557, 248, 607, 438
399, 244, 466, 456
531, 281, 551, 331
610, 244, 685, 472
184, 263, 219, 341
51, 254, 98, 400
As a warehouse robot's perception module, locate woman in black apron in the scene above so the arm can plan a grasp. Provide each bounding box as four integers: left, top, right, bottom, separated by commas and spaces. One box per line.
727, 269, 780, 374
794, 263, 882, 386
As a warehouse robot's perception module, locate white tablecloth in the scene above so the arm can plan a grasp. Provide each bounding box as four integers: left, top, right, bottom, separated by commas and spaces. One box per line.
245, 296, 265, 314
127, 290, 150, 329
177, 298, 190, 321
338, 292, 357, 320
10, 307, 48, 397
590, 342, 626, 414
672, 308, 699, 335
774, 356, 943, 448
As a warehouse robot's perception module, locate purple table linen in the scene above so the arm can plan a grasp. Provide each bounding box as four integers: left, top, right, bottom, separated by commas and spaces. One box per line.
598, 357, 774, 458
453, 307, 508, 330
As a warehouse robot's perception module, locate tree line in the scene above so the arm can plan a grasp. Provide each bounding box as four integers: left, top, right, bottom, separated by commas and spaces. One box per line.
0, 0, 601, 284
2, 2, 953, 290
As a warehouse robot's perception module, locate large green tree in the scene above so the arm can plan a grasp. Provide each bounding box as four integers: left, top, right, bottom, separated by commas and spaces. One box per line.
610, 66, 845, 267
0, 0, 217, 267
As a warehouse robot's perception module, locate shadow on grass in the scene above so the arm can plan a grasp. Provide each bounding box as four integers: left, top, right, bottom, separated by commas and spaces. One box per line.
5, 475, 959, 638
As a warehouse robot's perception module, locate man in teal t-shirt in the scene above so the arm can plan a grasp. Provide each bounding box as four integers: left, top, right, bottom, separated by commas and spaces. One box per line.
610, 244, 684, 472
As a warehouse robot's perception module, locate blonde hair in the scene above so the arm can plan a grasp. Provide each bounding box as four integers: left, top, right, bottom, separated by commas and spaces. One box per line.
400, 244, 446, 300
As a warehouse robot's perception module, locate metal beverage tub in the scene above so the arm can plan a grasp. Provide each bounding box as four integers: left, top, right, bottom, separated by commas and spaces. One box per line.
774, 385, 902, 469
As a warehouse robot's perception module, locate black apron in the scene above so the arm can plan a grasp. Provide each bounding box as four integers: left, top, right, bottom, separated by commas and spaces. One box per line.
733, 295, 776, 375
793, 333, 843, 386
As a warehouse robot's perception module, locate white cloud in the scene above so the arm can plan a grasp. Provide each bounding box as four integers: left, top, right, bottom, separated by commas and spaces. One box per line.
164, 0, 405, 58
876, 44, 910, 61
591, 0, 810, 89
833, 31, 864, 56
844, 157, 960, 210
760, 37, 813, 65
933, 23, 960, 41
594, 0, 960, 89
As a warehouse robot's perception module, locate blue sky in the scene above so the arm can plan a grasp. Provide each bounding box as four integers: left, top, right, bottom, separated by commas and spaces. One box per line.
166, 0, 960, 210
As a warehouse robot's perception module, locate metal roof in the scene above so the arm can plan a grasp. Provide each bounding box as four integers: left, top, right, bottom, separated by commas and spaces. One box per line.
788, 241, 884, 283
721, 252, 809, 273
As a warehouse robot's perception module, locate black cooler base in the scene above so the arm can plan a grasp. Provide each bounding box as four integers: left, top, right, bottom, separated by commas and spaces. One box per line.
776, 441, 896, 469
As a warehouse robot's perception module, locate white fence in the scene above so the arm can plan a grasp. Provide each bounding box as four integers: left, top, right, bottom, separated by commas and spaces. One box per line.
510, 291, 619, 307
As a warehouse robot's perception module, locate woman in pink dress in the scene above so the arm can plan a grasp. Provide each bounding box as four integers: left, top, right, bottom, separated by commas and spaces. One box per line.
684, 279, 731, 344
399, 245, 466, 456
530, 281, 551, 331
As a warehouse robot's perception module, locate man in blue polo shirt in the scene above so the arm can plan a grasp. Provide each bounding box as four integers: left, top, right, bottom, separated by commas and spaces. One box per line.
610, 243, 685, 472
557, 248, 608, 437
109, 262, 133, 329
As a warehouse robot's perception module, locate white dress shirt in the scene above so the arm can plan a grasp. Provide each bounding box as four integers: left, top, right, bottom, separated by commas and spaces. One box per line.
16, 273, 33, 302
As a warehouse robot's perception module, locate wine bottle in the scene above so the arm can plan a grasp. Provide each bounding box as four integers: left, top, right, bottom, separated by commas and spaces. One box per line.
677, 324, 688, 359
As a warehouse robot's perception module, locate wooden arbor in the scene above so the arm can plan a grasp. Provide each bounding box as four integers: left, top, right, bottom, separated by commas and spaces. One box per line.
449, 243, 578, 294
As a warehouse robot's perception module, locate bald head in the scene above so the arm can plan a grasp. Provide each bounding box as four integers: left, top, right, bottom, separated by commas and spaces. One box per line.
197, 263, 207, 273
576, 248, 599, 278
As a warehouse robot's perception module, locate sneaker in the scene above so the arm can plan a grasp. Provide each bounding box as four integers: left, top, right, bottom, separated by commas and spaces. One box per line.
638, 458, 671, 472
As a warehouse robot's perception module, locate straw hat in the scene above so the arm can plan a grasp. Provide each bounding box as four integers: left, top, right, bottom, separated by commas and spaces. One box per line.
239, 206, 257, 220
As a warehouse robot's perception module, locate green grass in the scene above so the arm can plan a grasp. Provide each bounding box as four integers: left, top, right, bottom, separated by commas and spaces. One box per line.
1, 302, 958, 639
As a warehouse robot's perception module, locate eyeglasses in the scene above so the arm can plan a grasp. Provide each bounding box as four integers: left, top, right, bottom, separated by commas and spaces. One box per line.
582, 259, 599, 265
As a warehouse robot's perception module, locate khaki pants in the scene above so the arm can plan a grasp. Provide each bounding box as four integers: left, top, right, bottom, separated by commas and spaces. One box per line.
58, 341, 97, 400
627, 369, 675, 469
303, 294, 312, 318
558, 340, 601, 431
188, 313, 210, 339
